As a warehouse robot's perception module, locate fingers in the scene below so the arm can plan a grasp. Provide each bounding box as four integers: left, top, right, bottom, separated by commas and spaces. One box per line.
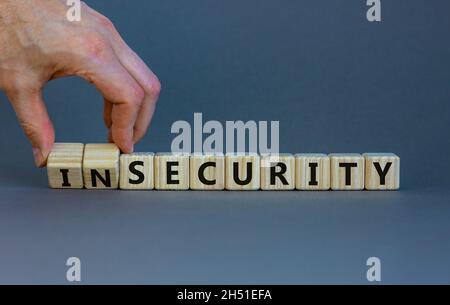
71, 9, 160, 147
6, 87, 55, 167
133, 97, 157, 143
115, 49, 160, 143
77, 49, 145, 153
103, 25, 161, 142
116, 48, 160, 142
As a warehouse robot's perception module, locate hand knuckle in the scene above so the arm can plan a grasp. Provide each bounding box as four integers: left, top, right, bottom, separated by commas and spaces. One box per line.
145, 74, 161, 99
97, 14, 116, 31
79, 32, 110, 61
128, 85, 145, 106
3, 76, 38, 97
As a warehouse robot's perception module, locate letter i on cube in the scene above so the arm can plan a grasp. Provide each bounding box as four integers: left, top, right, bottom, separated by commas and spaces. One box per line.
295, 154, 330, 190
47, 143, 85, 189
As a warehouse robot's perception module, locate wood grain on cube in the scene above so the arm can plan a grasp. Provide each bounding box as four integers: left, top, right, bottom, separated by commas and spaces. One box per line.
295, 153, 330, 190
83, 144, 120, 189
120, 153, 154, 190
154, 153, 190, 190
260, 154, 295, 190
47, 143, 84, 189
190, 153, 225, 190
363, 153, 400, 190
225, 153, 260, 190
330, 153, 364, 190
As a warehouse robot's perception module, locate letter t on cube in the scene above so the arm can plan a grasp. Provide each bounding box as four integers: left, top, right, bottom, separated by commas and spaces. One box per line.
330, 153, 365, 190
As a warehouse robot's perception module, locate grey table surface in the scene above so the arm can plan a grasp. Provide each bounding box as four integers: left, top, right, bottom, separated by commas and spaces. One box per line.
0, 169, 449, 284
1, 0, 450, 284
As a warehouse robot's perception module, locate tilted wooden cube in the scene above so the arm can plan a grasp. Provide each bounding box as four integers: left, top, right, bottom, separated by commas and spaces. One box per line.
260, 154, 295, 190
225, 153, 260, 190
47, 143, 84, 189
83, 143, 120, 189
154, 153, 190, 190
330, 153, 365, 190
190, 153, 225, 190
363, 153, 400, 190
120, 153, 155, 190
295, 153, 330, 190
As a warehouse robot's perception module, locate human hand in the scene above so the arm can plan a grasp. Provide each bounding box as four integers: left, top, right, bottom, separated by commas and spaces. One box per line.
0, 0, 161, 167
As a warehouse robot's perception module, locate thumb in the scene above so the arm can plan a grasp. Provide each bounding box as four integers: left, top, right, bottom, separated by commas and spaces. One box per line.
6, 88, 55, 167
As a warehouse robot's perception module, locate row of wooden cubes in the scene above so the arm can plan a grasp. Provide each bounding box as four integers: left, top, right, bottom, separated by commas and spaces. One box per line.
47, 143, 400, 191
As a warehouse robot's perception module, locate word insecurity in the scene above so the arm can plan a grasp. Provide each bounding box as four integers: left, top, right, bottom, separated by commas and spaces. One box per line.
47, 143, 400, 191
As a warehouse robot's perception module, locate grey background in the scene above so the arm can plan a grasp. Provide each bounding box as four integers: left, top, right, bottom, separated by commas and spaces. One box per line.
0, 0, 449, 284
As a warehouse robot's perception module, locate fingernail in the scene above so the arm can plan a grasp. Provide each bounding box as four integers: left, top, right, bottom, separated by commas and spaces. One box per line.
33, 148, 45, 167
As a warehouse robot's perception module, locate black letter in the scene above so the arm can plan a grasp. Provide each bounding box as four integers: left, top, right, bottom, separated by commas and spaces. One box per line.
308, 163, 319, 186
60, 169, 71, 187
270, 163, 288, 185
233, 162, 252, 185
167, 161, 179, 184
373, 162, 392, 185
128, 161, 145, 184
91, 169, 111, 187
339, 163, 357, 186
198, 162, 216, 185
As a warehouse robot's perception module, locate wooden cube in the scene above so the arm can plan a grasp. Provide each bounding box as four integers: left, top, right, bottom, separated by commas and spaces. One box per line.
260, 154, 295, 190
47, 143, 84, 189
295, 154, 330, 190
119, 153, 155, 190
154, 153, 190, 190
363, 153, 400, 190
83, 144, 120, 189
330, 153, 364, 190
190, 153, 225, 190
225, 153, 260, 190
